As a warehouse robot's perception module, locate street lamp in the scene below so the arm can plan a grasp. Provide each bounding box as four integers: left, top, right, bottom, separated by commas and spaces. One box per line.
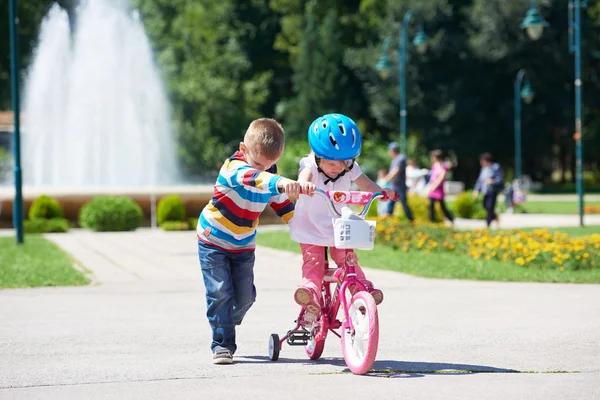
521, 0, 549, 40
569, 0, 587, 227
522, 0, 587, 226
376, 11, 429, 155
8, 0, 24, 244
514, 69, 535, 180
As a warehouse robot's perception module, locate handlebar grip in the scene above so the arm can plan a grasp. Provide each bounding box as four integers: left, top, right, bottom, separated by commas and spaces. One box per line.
381, 191, 399, 201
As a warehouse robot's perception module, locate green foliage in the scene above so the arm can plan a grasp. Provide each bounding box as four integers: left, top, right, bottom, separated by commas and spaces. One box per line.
276, 139, 309, 179
157, 194, 186, 226
451, 191, 487, 220
188, 217, 199, 230
382, 193, 446, 222
452, 191, 477, 218
472, 207, 488, 220
132, 0, 274, 175
6, 0, 600, 184
258, 230, 600, 283
0, 236, 89, 289
160, 221, 191, 231
79, 196, 143, 232
283, 5, 363, 139
375, 218, 600, 271
0, 148, 11, 183
23, 218, 70, 233
28, 195, 64, 220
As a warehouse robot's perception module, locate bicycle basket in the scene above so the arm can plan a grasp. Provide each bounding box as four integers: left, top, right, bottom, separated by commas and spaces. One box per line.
333, 216, 376, 250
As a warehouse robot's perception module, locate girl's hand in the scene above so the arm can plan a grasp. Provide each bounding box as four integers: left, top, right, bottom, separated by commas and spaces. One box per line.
381, 188, 396, 201
301, 182, 316, 196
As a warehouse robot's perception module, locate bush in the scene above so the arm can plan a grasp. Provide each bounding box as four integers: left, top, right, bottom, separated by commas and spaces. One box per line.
188, 217, 198, 230
394, 193, 444, 222
157, 194, 186, 226
23, 218, 69, 233
160, 221, 191, 231
452, 191, 477, 218
28, 195, 64, 220
79, 196, 142, 232
367, 193, 446, 222
472, 207, 488, 220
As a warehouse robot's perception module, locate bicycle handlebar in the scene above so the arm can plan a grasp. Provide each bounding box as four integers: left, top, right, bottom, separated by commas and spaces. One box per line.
280, 187, 398, 218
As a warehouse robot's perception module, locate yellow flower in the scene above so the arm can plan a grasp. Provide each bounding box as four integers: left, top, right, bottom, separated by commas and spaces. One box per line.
515, 257, 525, 266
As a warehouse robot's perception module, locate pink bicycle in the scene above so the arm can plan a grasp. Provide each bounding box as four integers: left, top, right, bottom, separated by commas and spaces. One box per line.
268, 188, 396, 375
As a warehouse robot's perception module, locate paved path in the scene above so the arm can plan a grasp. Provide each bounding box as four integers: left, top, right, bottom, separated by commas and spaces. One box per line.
1, 229, 599, 399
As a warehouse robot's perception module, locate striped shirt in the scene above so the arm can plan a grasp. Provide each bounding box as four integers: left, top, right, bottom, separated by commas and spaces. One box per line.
197, 151, 295, 252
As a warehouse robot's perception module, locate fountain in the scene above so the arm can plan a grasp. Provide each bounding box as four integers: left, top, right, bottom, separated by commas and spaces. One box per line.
22, 0, 178, 188
0, 0, 216, 228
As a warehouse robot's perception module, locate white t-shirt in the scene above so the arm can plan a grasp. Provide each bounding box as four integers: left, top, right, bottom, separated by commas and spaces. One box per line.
289, 156, 363, 246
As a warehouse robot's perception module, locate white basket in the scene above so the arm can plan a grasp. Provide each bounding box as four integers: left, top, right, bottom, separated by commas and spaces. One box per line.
333, 217, 377, 250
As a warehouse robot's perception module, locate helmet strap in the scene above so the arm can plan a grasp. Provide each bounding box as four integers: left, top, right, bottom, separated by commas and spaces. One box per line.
314, 155, 355, 185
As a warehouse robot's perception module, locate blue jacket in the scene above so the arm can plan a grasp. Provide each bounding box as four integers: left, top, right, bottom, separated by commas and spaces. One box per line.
474, 163, 504, 194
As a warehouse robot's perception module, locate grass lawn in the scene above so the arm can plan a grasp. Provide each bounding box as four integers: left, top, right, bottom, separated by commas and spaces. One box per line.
516, 226, 600, 238
518, 201, 600, 215
257, 231, 600, 284
0, 235, 89, 288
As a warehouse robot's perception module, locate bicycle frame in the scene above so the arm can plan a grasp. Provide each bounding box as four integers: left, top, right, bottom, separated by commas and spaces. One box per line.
279, 189, 390, 345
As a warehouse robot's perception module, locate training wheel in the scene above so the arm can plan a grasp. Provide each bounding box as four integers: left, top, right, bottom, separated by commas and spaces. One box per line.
268, 333, 280, 361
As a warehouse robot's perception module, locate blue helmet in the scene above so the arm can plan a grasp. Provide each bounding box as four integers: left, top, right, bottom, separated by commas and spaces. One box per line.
308, 113, 362, 160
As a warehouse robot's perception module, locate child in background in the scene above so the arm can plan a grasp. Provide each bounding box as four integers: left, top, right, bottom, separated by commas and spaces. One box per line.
424, 149, 454, 224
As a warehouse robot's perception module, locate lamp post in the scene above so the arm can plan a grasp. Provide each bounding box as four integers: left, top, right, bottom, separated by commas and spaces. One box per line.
514, 69, 535, 180
569, 0, 587, 227
8, 0, 24, 244
522, 0, 587, 226
376, 11, 428, 155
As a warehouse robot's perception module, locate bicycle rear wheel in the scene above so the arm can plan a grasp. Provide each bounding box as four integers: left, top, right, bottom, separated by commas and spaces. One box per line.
341, 291, 379, 375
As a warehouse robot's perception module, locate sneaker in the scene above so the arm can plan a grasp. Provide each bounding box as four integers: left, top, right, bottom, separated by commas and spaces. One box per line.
294, 287, 321, 315
213, 349, 233, 365
303, 311, 318, 323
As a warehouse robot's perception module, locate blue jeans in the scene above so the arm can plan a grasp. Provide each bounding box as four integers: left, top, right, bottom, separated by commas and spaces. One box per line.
385, 189, 414, 221
198, 239, 256, 354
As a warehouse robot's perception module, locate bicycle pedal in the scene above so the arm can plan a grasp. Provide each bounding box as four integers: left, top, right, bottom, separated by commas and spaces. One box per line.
286, 329, 311, 346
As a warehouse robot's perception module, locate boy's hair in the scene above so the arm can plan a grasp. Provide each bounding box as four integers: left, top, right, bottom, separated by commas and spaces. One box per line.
244, 118, 285, 160
480, 152, 494, 163
430, 149, 444, 161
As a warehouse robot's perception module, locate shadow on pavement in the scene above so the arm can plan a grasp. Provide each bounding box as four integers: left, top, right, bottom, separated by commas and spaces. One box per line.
236, 356, 518, 377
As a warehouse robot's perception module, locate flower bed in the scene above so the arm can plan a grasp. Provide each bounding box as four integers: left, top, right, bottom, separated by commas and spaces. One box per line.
375, 217, 600, 271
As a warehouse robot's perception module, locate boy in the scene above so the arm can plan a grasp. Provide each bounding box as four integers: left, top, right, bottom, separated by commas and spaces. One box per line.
197, 118, 300, 364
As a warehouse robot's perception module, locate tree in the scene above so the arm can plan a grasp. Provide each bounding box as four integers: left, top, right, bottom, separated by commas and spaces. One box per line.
132, 0, 273, 176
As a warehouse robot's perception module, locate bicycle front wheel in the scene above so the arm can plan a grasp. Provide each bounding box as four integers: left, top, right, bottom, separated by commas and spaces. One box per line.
341, 291, 379, 375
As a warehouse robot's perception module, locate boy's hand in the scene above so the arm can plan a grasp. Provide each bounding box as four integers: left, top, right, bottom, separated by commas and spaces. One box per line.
300, 182, 316, 196
472, 191, 479, 199
278, 178, 301, 198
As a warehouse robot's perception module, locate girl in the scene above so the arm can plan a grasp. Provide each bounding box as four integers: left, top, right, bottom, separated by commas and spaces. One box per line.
288, 113, 394, 316
424, 149, 454, 224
